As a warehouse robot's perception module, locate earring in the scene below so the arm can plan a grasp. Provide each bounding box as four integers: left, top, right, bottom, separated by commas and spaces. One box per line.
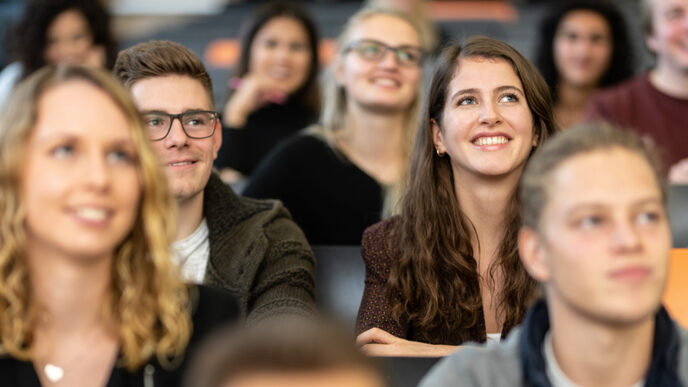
436, 148, 445, 157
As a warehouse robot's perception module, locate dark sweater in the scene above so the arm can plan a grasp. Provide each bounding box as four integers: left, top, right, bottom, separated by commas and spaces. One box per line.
356, 217, 518, 345
0, 285, 239, 387
215, 101, 317, 176
243, 133, 384, 245
201, 173, 316, 322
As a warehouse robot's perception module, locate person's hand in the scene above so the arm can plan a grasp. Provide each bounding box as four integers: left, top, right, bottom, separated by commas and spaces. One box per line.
222, 73, 288, 128
355, 328, 458, 357
669, 158, 688, 184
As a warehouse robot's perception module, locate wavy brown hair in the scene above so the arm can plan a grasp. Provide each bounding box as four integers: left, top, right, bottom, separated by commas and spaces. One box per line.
386, 36, 558, 344
0, 65, 191, 370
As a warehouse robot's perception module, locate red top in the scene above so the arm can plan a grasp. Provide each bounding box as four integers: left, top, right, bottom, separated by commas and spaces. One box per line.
585, 73, 688, 168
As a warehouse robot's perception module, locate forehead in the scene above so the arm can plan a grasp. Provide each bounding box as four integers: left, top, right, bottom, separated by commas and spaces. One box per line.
559, 10, 610, 31
348, 14, 420, 46
33, 80, 132, 142
129, 74, 212, 112
48, 9, 89, 36
255, 16, 308, 39
543, 148, 662, 216
449, 57, 522, 92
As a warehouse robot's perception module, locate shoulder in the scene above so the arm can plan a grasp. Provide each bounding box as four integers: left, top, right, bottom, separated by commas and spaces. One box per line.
591, 74, 648, 104
420, 329, 524, 387
361, 217, 400, 269
272, 131, 331, 158
204, 172, 289, 226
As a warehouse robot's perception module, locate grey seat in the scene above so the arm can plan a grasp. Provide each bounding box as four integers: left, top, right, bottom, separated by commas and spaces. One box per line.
668, 185, 688, 247
313, 245, 366, 329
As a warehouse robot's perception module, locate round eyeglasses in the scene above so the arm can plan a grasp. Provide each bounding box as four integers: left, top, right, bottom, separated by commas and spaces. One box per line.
142, 110, 219, 141
344, 39, 425, 67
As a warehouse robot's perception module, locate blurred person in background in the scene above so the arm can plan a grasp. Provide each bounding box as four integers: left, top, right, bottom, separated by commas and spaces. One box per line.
0, 0, 117, 109
184, 319, 386, 387
0, 66, 238, 387
216, 1, 321, 185
356, 37, 557, 356
586, 0, 688, 183
535, 0, 634, 129
244, 7, 429, 245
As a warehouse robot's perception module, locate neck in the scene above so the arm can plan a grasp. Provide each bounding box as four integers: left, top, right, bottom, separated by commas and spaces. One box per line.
453, 168, 520, 266
554, 81, 598, 128
26, 246, 113, 335
175, 191, 205, 241
336, 103, 407, 184
650, 65, 688, 99
548, 298, 655, 387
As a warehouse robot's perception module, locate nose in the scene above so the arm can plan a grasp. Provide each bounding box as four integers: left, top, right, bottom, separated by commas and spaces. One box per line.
610, 218, 642, 253
478, 100, 502, 127
163, 117, 189, 149
378, 48, 399, 68
83, 151, 110, 191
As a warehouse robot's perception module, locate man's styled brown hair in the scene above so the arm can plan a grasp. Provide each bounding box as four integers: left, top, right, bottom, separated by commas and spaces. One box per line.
114, 40, 215, 107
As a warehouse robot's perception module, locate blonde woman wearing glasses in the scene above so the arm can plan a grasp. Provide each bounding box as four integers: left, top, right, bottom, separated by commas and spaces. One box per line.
244, 7, 429, 245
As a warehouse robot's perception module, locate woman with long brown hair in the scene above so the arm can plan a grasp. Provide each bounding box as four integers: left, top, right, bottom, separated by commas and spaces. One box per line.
355, 36, 558, 356
0, 66, 237, 386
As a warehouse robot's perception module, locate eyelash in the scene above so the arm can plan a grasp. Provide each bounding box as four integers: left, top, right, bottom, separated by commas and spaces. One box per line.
456, 93, 519, 106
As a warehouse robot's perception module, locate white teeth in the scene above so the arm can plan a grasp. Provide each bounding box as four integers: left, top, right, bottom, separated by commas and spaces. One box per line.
373, 78, 398, 87
76, 208, 108, 221
473, 136, 509, 146
169, 161, 192, 166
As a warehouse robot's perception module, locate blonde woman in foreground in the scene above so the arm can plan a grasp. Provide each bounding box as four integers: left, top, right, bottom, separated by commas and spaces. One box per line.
0, 66, 238, 387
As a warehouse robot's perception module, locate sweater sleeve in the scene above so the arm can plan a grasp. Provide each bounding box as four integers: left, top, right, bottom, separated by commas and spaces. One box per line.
355, 219, 407, 337
246, 203, 317, 323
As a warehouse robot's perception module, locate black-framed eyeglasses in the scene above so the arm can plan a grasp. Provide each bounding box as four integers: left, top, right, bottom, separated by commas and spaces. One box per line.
142, 110, 219, 141
344, 39, 425, 67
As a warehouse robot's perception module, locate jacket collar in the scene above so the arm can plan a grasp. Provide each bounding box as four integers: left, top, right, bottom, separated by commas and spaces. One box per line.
519, 299, 682, 387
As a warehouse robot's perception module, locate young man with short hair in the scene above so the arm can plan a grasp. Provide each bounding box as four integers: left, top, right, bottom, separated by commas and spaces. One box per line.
586, 0, 688, 182
421, 123, 688, 387
114, 40, 316, 322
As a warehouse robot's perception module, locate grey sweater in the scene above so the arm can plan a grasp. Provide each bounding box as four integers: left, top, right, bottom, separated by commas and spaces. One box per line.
421, 301, 688, 387
201, 173, 316, 322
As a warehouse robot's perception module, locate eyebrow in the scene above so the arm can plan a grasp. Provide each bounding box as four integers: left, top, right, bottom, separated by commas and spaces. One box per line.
449, 85, 524, 103
564, 197, 663, 217
140, 108, 209, 115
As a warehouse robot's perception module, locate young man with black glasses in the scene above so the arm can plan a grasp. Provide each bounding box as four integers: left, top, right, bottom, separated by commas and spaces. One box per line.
114, 40, 316, 322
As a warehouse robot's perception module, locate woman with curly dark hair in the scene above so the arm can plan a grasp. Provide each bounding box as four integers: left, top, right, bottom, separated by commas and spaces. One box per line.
0, 0, 116, 108
534, 0, 634, 129
355, 36, 558, 356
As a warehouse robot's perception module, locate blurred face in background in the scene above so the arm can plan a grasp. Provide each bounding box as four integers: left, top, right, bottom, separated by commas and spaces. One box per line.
249, 16, 313, 95
553, 10, 612, 88
44, 9, 99, 66
646, 0, 688, 72
336, 14, 422, 114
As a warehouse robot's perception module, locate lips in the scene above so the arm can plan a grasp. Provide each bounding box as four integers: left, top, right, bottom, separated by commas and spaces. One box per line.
470, 132, 512, 147
69, 205, 112, 224
608, 265, 652, 281
166, 159, 197, 167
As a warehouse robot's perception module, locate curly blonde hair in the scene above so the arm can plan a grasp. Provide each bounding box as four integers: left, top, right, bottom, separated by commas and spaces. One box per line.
0, 65, 191, 370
